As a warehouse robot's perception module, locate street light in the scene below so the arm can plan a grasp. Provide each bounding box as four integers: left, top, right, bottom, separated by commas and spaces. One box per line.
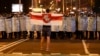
73, 7, 77, 10
39, 0, 41, 4
66, 7, 69, 10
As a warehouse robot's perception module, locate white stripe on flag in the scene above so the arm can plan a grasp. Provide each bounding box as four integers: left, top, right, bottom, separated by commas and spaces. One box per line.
30, 19, 43, 25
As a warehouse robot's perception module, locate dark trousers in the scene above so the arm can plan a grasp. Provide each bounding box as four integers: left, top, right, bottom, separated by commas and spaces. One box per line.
21, 31, 27, 39
97, 32, 100, 40
51, 32, 56, 39
2, 31, 7, 39
9, 33, 13, 39
29, 31, 34, 39
87, 31, 95, 39
59, 31, 68, 39
67, 32, 72, 39
13, 32, 20, 39
77, 31, 84, 39
37, 31, 41, 39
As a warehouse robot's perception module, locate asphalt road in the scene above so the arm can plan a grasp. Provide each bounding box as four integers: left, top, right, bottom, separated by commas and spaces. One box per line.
0, 39, 19, 48
1, 39, 100, 55
86, 40, 100, 54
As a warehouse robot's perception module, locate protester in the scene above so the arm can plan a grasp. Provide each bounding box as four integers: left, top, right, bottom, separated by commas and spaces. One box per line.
40, 8, 51, 51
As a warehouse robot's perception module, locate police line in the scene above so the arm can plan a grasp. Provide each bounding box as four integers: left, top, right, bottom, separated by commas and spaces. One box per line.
0, 14, 100, 33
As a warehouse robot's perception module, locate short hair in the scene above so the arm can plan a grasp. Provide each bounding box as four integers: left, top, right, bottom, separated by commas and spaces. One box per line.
46, 8, 50, 13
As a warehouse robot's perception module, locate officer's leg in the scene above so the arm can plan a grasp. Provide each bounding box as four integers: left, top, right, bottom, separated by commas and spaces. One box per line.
29, 31, 34, 39
23, 31, 27, 39
90, 31, 93, 39
99, 32, 100, 40
87, 31, 90, 39
37, 31, 41, 39
9, 33, 13, 39
14, 32, 16, 39
1, 31, 4, 39
4, 31, 7, 39
83, 31, 86, 39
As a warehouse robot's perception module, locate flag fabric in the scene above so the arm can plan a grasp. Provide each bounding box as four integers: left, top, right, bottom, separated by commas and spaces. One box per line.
30, 12, 63, 26
30, 12, 63, 31
30, 13, 43, 25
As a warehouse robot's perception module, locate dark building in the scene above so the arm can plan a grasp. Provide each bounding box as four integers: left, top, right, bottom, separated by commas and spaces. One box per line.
0, 0, 100, 13
21, 0, 31, 13
0, 0, 31, 13
93, 0, 100, 13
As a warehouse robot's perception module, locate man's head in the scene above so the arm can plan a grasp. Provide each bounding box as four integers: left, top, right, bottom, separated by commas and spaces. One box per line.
46, 8, 50, 13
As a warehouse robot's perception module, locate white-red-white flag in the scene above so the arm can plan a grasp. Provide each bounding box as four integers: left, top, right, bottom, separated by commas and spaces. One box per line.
30, 12, 63, 26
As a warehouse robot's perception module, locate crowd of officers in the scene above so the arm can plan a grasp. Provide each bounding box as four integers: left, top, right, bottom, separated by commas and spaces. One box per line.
0, 13, 31, 39
0, 13, 100, 40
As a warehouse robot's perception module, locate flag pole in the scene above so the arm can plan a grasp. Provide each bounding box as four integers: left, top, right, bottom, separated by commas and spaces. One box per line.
79, 0, 80, 10
62, 0, 65, 14
32, 0, 33, 8
19, 0, 21, 14
71, 0, 73, 10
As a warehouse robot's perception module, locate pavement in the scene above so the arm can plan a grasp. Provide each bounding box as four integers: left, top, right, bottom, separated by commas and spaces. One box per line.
0, 39, 20, 48
0, 38, 99, 56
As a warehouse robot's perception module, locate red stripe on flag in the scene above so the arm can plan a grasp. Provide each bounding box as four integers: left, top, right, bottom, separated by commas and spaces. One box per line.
30, 14, 63, 20
30, 14, 42, 20
52, 16, 62, 20
30, 13, 63, 25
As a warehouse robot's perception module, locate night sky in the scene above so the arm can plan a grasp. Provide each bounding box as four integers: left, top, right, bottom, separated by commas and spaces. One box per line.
0, 0, 31, 13
0, 0, 100, 13
93, 0, 100, 13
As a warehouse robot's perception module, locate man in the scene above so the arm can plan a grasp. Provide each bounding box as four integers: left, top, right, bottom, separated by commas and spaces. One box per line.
40, 8, 51, 51
30, 8, 63, 51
